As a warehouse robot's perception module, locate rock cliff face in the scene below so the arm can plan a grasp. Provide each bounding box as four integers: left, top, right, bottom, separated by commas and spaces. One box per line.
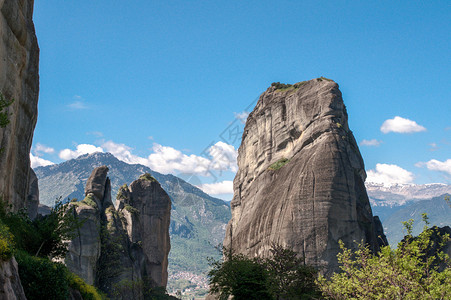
0, 257, 26, 300
0, 0, 39, 211
224, 79, 383, 273
66, 166, 171, 297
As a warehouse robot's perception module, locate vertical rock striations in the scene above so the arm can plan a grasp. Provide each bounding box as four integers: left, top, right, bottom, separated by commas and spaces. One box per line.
0, 0, 39, 211
65, 167, 171, 298
224, 79, 384, 273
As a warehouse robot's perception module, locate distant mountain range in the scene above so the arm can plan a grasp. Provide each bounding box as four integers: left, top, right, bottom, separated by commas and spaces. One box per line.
34, 152, 231, 296
366, 182, 451, 245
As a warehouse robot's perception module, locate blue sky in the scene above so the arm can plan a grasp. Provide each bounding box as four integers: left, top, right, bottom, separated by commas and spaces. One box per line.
31, 1, 451, 200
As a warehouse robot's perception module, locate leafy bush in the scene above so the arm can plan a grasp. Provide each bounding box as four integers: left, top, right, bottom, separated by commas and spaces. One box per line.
317, 214, 451, 299
0, 221, 14, 260
68, 272, 106, 300
15, 250, 69, 300
268, 158, 290, 171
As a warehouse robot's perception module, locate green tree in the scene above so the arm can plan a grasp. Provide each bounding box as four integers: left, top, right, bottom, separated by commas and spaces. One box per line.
208, 245, 320, 300
317, 215, 451, 299
208, 250, 272, 300
266, 244, 320, 299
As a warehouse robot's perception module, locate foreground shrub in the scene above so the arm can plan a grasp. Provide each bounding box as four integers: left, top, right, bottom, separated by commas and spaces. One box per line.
15, 250, 69, 300
208, 245, 320, 300
0, 221, 14, 260
317, 214, 451, 299
68, 272, 106, 300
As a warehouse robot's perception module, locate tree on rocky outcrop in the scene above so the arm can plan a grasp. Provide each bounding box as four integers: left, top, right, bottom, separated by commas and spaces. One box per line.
317, 214, 451, 299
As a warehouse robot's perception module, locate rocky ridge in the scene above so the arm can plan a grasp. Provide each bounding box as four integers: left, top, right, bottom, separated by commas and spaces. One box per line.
224, 79, 385, 273
65, 166, 171, 298
0, 0, 39, 211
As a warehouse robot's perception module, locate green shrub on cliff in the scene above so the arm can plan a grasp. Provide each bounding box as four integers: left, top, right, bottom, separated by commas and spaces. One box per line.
0, 93, 14, 128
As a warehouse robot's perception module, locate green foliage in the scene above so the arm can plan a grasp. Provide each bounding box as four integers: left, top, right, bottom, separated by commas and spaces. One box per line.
81, 194, 99, 208
208, 252, 271, 300
139, 173, 157, 182
0, 198, 83, 259
317, 218, 451, 299
68, 272, 107, 300
0, 93, 14, 128
268, 158, 290, 171
124, 204, 139, 214
266, 245, 321, 299
112, 278, 174, 300
208, 245, 319, 300
15, 250, 69, 300
0, 221, 14, 260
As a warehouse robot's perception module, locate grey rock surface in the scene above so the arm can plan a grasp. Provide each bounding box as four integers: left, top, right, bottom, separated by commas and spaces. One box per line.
27, 168, 39, 219
65, 167, 171, 297
224, 79, 382, 273
0, 257, 27, 300
117, 174, 172, 287
0, 0, 39, 211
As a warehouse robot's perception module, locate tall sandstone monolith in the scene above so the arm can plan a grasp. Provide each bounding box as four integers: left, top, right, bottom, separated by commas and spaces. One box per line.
0, 0, 39, 211
66, 167, 171, 298
224, 78, 385, 273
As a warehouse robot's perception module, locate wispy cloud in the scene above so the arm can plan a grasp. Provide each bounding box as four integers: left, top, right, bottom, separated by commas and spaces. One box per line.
197, 180, 233, 195
59, 144, 104, 160
360, 139, 382, 147
33, 143, 55, 155
366, 163, 414, 185
429, 143, 439, 152
380, 116, 426, 134
67, 101, 88, 110
234, 111, 249, 124
30, 153, 54, 168
87, 131, 103, 137
416, 159, 451, 176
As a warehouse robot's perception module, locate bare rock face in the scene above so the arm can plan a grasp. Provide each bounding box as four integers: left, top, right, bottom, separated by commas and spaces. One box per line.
0, 0, 39, 211
0, 257, 26, 300
116, 173, 172, 287
224, 79, 383, 273
65, 167, 171, 297
26, 168, 39, 219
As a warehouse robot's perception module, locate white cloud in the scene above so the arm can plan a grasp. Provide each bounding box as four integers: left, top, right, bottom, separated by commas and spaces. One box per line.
102, 140, 238, 175
87, 131, 103, 137
360, 139, 382, 147
207, 141, 238, 172
366, 163, 414, 185
34, 143, 55, 155
234, 111, 249, 124
67, 101, 88, 110
30, 153, 54, 168
197, 181, 233, 195
416, 159, 451, 175
59, 144, 104, 160
380, 116, 426, 134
